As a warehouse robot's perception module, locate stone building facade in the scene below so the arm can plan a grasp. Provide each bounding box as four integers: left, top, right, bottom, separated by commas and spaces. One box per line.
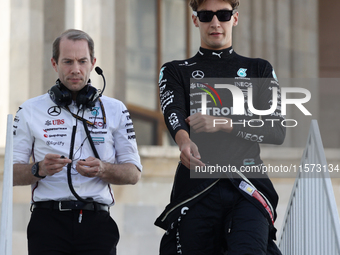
0, 0, 339, 254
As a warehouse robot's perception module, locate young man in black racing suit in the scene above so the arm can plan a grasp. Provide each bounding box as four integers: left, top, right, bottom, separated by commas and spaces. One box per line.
155, 0, 285, 254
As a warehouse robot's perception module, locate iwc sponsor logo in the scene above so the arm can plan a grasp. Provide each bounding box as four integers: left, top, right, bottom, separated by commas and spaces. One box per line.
179, 61, 197, 66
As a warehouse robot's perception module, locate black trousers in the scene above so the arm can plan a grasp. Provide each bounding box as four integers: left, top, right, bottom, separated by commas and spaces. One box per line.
28, 208, 119, 255
160, 179, 282, 255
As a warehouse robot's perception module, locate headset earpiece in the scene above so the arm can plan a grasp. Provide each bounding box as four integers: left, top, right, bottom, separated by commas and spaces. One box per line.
48, 79, 99, 109
48, 80, 72, 107
76, 85, 99, 109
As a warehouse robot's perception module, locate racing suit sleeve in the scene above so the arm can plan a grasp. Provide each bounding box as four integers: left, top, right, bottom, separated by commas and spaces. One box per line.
159, 63, 190, 141
230, 60, 286, 145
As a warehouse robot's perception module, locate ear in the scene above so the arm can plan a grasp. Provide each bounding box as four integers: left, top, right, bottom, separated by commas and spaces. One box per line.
90, 57, 97, 71
192, 14, 199, 27
51, 58, 59, 72
233, 12, 239, 27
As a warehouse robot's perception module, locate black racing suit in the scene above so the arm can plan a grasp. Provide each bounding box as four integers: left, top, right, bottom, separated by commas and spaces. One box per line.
155, 46, 285, 254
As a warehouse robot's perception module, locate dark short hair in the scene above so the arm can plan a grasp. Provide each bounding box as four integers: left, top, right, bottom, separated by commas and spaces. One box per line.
189, 0, 240, 11
52, 29, 95, 64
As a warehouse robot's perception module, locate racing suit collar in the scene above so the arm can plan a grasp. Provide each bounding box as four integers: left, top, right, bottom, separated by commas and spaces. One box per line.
197, 46, 234, 59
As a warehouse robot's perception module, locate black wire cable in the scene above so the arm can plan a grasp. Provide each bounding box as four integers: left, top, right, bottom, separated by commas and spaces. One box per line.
66, 108, 98, 203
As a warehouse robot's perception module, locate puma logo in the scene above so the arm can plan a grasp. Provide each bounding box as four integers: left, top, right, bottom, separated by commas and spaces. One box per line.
212, 52, 223, 58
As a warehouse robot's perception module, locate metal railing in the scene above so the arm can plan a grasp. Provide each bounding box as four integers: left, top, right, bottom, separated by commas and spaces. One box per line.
0, 114, 13, 255
278, 120, 340, 254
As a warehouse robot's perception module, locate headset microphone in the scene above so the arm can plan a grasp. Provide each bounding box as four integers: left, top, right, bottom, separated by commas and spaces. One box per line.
95, 66, 106, 98
95, 66, 103, 75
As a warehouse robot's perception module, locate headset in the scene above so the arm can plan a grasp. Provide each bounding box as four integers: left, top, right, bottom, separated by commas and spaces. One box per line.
48, 66, 106, 110
48, 67, 107, 203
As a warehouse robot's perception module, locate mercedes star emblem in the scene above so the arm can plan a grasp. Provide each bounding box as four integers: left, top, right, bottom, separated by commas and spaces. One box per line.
192, 70, 204, 79
47, 106, 61, 116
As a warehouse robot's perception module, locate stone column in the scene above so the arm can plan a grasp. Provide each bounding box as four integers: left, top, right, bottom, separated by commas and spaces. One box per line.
114, 0, 127, 102
276, 0, 291, 79
29, 0, 44, 98
233, 0, 251, 56
250, 0, 264, 58
276, 0, 292, 146
82, 0, 102, 90
43, 0, 66, 93
262, 0, 276, 66
0, 0, 11, 147
98, 0, 115, 99
289, 0, 319, 147
65, 0, 82, 29
9, 0, 31, 114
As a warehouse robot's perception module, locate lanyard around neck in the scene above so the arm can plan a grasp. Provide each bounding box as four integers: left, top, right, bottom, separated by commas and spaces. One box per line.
64, 98, 107, 128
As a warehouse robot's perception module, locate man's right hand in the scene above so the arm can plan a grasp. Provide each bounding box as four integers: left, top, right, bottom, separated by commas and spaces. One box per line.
40, 154, 72, 177
175, 130, 205, 170
13, 154, 72, 186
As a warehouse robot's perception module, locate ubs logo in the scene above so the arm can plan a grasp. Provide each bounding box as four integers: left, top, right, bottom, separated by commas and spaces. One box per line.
45, 119, 65, 126
48, 106, 61, 116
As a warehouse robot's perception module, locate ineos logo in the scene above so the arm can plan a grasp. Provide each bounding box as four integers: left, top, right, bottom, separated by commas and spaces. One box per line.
48, 106, 61, 116
192, 70, 204, 80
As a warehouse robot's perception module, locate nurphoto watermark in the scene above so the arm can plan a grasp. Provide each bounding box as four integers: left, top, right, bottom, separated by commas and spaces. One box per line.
187, 78, 330, 179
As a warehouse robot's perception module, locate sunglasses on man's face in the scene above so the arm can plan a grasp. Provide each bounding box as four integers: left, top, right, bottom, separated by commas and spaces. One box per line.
193, 9, 237, 22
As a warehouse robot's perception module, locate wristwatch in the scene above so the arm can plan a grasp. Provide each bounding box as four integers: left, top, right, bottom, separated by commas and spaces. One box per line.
31, 162, 46, 179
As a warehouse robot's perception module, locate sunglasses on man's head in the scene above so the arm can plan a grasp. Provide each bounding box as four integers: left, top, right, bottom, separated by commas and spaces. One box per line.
193, 9, 237, 22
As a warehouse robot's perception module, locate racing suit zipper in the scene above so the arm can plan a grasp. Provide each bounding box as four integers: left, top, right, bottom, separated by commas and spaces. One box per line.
161, 179, 220, 222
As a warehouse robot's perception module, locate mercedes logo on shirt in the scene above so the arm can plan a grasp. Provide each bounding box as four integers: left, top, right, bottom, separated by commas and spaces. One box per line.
192, 70, 204, 79
47, 106, 61, 116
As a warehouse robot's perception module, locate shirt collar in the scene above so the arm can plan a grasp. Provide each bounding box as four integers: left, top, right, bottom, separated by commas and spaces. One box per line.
197, 46, 234, 59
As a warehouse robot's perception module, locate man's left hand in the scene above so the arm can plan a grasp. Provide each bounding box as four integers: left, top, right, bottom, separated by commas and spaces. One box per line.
76, 157, 103, 178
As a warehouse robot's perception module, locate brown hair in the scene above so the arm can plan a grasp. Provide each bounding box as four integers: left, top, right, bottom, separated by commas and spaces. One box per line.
189, 0, 240, 11
52, 29, 95, 64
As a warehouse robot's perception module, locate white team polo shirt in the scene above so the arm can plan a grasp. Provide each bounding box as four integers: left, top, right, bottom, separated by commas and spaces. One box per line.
13, 93, 142, 205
